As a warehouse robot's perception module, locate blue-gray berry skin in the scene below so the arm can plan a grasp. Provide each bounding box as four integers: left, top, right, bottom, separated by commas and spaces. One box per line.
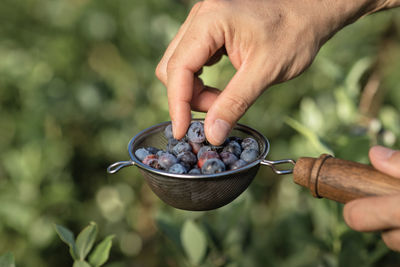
164, 124, 173, 139
186, 122, 205, 143
241, 137, 259, 151
210, 145, 224, 153
230, 159, 247, 170
168, 163, 187, 174
197, 146, 212, 160
156, 150, 165, 157
240, 149, 258, 162
222, 141, 242, 158
201, 158, 226, 174
226, 136, 243, 145
172, 141, 192, 156
188, 168, 201, 174
177, 151, 197, 168
135, 148, 150, 161
167, 138, 179, 153
220, 152, 238, 167
158, 152, 178, 170
146, 147, 160, 155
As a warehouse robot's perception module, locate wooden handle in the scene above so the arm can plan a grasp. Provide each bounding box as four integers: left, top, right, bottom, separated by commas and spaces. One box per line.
293, 154, 400, 203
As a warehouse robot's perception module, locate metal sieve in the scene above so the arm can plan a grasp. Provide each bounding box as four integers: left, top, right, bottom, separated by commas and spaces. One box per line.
107, 119, 295, 211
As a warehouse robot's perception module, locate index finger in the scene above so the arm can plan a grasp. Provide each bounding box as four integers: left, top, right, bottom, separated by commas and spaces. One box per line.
166, 17, 224, 139
343, 194, 400, 232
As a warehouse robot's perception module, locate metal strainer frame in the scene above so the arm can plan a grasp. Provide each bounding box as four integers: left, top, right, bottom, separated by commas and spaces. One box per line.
107, 120, 295, 211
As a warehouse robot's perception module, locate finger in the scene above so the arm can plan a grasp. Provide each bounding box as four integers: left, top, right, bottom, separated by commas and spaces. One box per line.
204, 59, 270, 145
382, 228, 400, 252
343, 194, 400, 232
369, 146, 400, 178
155, 2, 203, 85
167, 17, 224, 139
190, 77, 220, 112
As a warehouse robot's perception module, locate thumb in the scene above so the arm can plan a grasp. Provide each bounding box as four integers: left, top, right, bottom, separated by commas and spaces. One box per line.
204, 62, 269, 145
369, 146, 400, 178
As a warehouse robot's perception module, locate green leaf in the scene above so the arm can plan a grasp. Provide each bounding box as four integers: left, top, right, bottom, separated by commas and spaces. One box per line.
88, 235, 115, 267
0, 252, 15, 267
181, 220, 207, 265
73, 260, 92, 267
55, 224, 78, 260
345, 57, 372, 99
155, 212, 182, 250
75, 222, 98, 260
285, 117, 334, 156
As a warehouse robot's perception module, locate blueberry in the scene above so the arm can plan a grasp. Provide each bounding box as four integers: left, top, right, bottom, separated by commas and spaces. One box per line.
220, 152, 238, 167
172, 141, 192, 156
230, 159, 247, 170
186, 122, 205, 143
142, 155, 161, 169
227, 136, 243, 144
189, 141, 202, 155
135, 148, 150, 161
197, 150, 220, 168
241, 137, 259, 151
158, 152, 178, 170
167, 138, 179, 153
197, 146, 212, 160
240, 149, 258, 162
164, 124, 173, 139
177, 151, 197, 168
168, 163, 187, 174
188, 168, 201, 174
156, 150, 165, 157
147, 159, 162, 169
210, 144, 224, 153
146, 147, 160, 155
142, 154, 157, 165
222, 141, 242, 158
201, 158, 226, 174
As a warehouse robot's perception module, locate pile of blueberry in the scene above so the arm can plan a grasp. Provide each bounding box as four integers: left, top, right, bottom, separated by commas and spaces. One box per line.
134, 122, 260, 175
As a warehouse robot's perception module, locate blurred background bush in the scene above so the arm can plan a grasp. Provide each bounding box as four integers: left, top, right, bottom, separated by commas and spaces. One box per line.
0, 0, 399, 266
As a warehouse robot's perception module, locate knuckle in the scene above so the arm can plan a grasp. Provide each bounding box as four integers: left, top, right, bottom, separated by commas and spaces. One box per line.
155, 63, 165, 81
224, 94, 250, 118
166, 57, 179, 74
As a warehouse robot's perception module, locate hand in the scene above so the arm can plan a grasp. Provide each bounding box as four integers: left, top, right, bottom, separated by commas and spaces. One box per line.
156, 0, 394, 144
343, 146, 400, 252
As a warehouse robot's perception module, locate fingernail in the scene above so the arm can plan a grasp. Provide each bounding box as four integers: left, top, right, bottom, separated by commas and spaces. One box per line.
210, 119, 231, 144
373, 146, 395, 160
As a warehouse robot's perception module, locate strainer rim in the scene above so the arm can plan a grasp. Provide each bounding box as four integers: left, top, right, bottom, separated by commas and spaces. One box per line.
127, 119, 270, 180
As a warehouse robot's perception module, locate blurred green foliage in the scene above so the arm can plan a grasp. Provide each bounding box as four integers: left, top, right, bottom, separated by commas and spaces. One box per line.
55, 222, 114, 266
0, 0, 399, 266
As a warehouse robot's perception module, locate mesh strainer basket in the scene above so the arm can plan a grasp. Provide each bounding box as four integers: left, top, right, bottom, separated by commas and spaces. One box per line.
107, 119, 295, 211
